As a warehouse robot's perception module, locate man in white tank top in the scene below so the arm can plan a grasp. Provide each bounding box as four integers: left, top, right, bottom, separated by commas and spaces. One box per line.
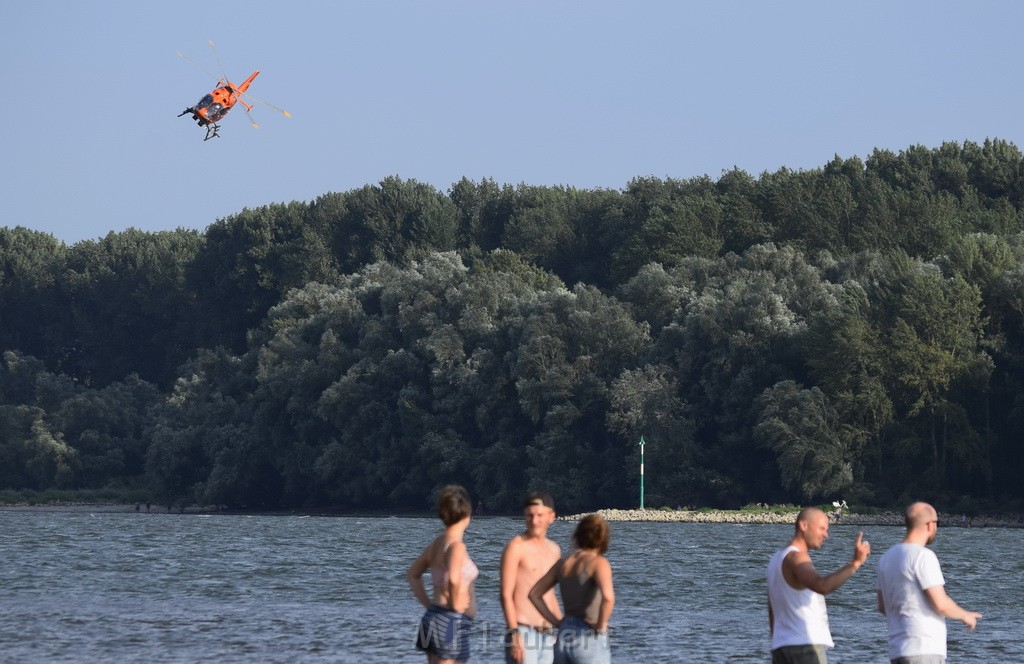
767, 507, 871, 663
876, 502, 982, 664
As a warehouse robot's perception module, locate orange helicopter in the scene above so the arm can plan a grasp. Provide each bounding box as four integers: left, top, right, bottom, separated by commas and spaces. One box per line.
177, 41, 291, 141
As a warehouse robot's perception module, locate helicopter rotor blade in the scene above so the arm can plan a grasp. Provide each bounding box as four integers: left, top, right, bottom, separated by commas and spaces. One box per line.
237, 90, 292, 119
243, 106, 260, 130
207, 40, 231, 83
176, 51, 220, 83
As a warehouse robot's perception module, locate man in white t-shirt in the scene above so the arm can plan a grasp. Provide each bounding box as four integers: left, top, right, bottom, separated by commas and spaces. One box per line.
876, 502, 982, 664
767, 507, 871, 664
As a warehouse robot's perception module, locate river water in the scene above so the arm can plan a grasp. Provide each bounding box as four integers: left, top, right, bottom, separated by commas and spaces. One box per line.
1, 512, 1020, 663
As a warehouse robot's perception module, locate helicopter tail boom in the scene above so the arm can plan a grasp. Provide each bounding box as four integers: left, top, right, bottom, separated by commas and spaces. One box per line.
237, 70, 260, 94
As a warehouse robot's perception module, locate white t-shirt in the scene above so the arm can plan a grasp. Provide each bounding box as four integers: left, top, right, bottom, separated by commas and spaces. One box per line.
876, 543, 947, 658
767, 546, 834, 650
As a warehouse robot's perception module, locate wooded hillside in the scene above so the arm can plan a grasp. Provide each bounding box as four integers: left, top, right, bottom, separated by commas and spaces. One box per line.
2, 139, 1022, 513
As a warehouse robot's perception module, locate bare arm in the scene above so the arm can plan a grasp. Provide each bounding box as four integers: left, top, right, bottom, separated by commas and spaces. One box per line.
528, 559, 563, 627
786, 532, 870, 595
924, 585, 982, 631
500, 539, 521, 629
500, 539, 525, 663
407, 545, 432, 608
591, 556, 615, 633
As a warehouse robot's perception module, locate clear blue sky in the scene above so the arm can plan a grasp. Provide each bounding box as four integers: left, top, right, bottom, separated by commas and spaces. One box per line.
2, 1, 1021, 245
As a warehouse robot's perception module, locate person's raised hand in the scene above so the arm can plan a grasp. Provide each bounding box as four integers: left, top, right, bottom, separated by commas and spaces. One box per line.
852, 531, 870, 568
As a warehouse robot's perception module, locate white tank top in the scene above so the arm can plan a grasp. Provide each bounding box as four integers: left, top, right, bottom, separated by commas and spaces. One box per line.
767, 545, 834, 650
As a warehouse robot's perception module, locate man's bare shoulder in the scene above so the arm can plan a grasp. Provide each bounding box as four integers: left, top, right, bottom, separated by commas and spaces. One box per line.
782, 547, 810, 566
505, 533, 530, 549
505, 534, 560, 560
502, 534, 526, 561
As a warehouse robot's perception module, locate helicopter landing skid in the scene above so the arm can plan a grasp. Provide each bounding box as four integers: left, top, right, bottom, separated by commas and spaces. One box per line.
203, 124, 221, 141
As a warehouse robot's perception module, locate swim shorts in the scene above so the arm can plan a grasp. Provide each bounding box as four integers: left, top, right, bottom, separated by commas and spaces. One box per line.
771, 644, 828, 664
416, 604, 473, 661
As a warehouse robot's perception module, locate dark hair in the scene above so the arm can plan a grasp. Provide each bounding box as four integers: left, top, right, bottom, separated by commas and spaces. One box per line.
523, 491, 555, 510
436, 485, 472, 526
572, 514, 610, 553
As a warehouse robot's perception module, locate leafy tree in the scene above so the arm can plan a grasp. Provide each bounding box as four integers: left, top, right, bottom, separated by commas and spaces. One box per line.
52, 375, 161, 488
718, 168, 770, 254
607, 365, 697, 506
53, 228, 204, 386
0, 404, 77, 489
809, 252, 989, 494
961, 138, 1024, 204
145, 348, 257, 507
0, 227, 66, 363
629, 244, 842, 504
328, 176, 458, 274
805, 284, 894, 481
449, 177, 517, 251
755, 381, 855, 501
612, 176, 723, 281
189, 202, 339, 352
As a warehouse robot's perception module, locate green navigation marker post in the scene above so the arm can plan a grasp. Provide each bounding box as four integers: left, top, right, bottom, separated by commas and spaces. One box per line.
639, 435, 645, 510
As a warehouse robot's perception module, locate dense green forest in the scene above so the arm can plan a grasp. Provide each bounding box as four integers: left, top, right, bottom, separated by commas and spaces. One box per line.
2, 139, 1024, 513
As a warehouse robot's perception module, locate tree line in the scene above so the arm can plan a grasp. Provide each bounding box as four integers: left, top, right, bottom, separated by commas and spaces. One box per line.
2, 139, 1023, 513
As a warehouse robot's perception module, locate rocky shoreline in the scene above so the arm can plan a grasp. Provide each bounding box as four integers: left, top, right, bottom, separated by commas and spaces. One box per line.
561, 508, 1024, 528
3, 503, 1021, 527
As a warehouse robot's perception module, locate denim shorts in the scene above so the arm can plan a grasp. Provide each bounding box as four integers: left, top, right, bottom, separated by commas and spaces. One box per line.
505, 625, 556, 664
416, 604, 473, 662
553, 615, 610, 664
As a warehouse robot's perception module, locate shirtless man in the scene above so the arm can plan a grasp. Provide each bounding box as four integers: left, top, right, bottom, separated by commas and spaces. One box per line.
501, 491, 562, 664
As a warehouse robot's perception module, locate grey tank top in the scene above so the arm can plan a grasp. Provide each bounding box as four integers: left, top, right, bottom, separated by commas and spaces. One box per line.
558, 555, 602, 625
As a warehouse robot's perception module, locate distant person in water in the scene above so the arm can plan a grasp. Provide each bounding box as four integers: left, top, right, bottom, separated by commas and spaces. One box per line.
408, 485, 478, 664
876, 502, 982, 664
767, 507, 870, 664
529, 513, 614, 664
501, 491, 562, 664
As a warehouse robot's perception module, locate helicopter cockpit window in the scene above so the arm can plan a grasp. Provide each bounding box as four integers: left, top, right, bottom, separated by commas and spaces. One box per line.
206, 104, 227, 122
194, 94, 214, 110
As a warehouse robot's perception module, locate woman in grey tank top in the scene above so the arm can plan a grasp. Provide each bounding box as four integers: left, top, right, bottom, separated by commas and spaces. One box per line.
528, 514, 615, 664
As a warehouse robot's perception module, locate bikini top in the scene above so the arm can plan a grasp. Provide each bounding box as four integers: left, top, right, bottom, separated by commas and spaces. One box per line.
430, 540, 479, 595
